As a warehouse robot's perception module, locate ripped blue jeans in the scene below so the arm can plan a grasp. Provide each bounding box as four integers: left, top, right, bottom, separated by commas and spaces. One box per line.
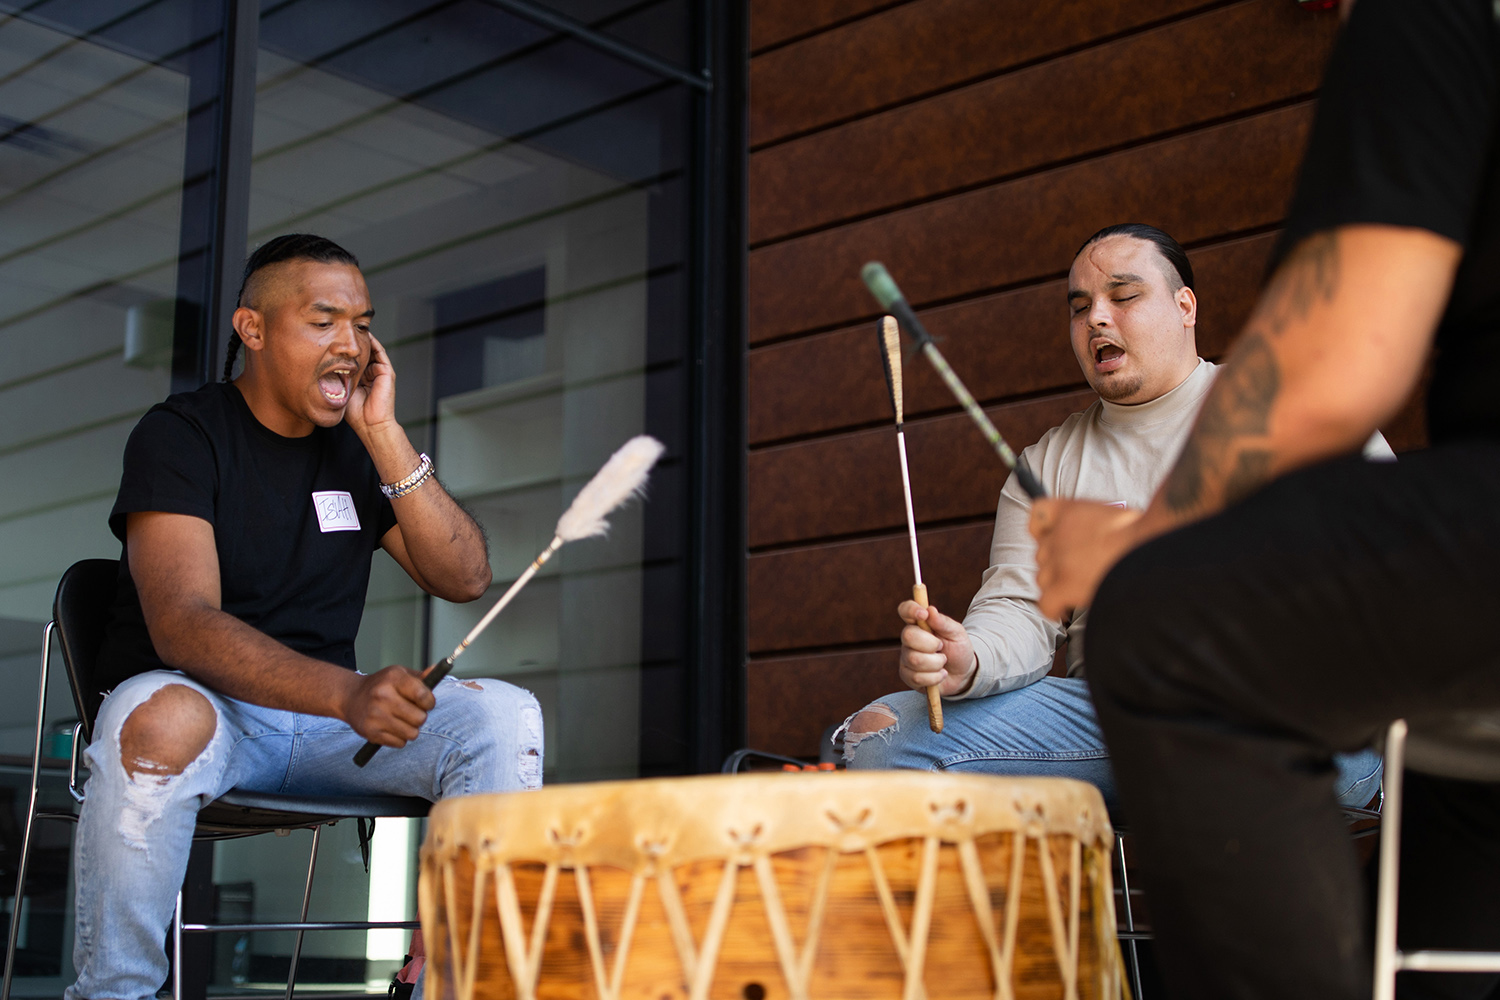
66, 669, 542, 1000
839, 679, 1383, 821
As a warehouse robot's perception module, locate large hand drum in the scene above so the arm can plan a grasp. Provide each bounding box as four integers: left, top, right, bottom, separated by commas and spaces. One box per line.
420, 772, 1123, 1000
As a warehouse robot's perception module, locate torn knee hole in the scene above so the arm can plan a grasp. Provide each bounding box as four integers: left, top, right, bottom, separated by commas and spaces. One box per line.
456, 680, 484, 691
847, 704, 898, 735
120, 684, 216, 780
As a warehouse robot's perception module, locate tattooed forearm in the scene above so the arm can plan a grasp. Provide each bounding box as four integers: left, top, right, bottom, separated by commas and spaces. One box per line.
1223, 450, 1274, 506
1261, 231, 1340, 336
1156, 231, 1341, 519
1163, 436, 1208, 512
1199, 334, 1280, 438
1164, 332, 1282, 514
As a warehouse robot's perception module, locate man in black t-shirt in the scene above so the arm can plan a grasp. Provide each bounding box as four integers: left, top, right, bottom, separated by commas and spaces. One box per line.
1030, 1, 1500, 997
69, 235, 542, 1000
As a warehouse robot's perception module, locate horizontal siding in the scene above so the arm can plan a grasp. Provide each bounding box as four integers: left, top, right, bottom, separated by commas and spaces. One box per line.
749, 103, 1313, 343
749, 391, 1094, 550
744, 0, 1347, 756
750, 0, 898, 53
751, 0, 1337, 242
751, 0, 1219, 147
747, 521, 993, 654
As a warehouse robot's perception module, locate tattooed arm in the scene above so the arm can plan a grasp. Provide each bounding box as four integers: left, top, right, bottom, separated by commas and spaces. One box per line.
1030, 225, 1461, 619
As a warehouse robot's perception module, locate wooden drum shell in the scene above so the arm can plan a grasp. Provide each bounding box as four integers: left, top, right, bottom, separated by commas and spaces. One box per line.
420, 772, 1123, 1000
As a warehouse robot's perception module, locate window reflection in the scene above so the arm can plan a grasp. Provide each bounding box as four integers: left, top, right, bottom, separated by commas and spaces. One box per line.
0, 2, 203, 988
0, 0, 699, 989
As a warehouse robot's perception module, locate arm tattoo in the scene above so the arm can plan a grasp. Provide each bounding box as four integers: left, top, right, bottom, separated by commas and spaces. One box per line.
1164, 333, 1281, 514
1261, 231, 1339, 337
1223, 450, 1274, 507
1159, 229, 1341, 517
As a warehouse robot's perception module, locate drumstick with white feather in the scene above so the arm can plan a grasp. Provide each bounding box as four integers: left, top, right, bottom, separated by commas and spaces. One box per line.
879, 316, 944, 734
354, 435, 666, 766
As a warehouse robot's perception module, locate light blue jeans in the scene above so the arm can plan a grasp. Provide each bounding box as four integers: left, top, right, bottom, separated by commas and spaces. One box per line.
840, 678, 1383, 819
66, 669, 543, 1000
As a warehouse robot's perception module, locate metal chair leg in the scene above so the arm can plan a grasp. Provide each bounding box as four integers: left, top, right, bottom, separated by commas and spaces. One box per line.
284, 825, 322, 1000
1, 621, 55, 1000
173, 890, 185, 1000
1115, 831, 1145, 1000
1373, 719, 1408, 1000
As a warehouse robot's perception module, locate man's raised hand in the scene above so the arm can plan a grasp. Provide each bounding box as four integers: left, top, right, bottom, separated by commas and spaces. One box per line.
897, 600, 977, 697
342, 664, 436, 748
346, 333, 397, 438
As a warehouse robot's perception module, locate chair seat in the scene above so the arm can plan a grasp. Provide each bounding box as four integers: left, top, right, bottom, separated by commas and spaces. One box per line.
194, 789, 431, 838
1403, 713, 1500, 782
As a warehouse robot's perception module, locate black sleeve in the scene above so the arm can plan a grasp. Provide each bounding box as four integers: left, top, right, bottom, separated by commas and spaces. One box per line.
1275, 0, 1499, 264
108, 408, 217, 542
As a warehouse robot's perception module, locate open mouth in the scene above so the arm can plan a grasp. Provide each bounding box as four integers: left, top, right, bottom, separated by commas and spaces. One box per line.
1093, 342, 1126, 373
318, 369, 352, 406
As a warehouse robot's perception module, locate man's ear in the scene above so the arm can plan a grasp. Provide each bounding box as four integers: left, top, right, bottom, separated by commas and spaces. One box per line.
232, 306, 265, 352
1176, 285, 1198, 332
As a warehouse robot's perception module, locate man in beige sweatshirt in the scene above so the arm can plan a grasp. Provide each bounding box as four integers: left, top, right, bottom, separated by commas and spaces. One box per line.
840, 224, 1387, 814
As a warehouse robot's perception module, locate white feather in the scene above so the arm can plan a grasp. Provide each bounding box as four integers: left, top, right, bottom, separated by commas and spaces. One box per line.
554, 435, 665, 542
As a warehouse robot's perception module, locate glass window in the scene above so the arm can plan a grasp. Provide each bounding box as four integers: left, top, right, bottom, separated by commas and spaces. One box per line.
0, 0, 716, 992
0, 0, 211, 989
212, 0, 698, 989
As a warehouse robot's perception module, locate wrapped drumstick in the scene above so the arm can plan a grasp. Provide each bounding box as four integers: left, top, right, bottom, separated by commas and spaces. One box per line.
878, 316, 943, 734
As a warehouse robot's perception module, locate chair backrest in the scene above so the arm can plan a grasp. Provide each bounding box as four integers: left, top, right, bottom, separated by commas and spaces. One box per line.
1404, 712, 1500, 782
52, 559, 121, 744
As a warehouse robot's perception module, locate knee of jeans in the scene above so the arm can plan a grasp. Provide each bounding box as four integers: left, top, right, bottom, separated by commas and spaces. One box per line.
446, 680, 543, 789
112, 683, 221, 850
835, 702, 900, 768
119, 683, 217, 780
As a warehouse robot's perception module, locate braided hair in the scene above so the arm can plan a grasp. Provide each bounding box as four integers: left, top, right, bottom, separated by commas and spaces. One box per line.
1074, 223, 1195, 293
223, 234, 361, 381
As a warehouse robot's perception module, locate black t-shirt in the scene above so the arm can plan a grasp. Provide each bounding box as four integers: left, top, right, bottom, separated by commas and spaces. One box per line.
97, 382, 399, 690
1275, 0, 1500, 442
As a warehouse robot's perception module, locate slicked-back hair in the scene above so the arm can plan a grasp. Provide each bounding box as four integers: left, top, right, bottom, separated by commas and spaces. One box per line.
1075, 223, 1194, 293
222, 234, 361, 381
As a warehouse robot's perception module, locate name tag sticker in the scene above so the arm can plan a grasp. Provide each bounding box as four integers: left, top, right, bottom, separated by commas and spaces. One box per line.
313, 491, 361, 532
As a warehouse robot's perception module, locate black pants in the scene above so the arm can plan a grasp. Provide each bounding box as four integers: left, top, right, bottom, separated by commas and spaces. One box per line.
1088, 444, 1500, 1000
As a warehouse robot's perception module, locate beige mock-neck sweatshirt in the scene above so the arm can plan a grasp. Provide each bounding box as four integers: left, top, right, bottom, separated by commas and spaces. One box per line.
958, 359, 1394, 700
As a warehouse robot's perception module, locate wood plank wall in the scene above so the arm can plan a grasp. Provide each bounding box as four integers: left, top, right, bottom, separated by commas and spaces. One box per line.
743, 0, 1420, 757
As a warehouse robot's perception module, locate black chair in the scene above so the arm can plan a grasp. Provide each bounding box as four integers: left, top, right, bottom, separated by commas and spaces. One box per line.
0, 559, 431, 1000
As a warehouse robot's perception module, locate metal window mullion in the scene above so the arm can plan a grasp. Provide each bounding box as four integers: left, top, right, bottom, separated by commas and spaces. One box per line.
686, 0, 746, 771
170, 0, 259, 394
210, 0, 259, 381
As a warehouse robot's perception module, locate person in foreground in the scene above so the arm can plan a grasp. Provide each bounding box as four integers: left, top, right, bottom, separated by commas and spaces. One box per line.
70, 234, 542, 1000
1031, 1, 1500, 997
840, 223, 1386, 815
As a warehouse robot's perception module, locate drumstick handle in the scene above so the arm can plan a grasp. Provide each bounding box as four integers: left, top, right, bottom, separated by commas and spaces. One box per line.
912, 583, 944, 733
353, 655, 456, 768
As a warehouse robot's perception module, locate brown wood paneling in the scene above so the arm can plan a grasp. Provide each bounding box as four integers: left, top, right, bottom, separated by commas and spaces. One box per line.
751, 0, 1336, 242
749, 390, 1094, 550
745, 647, 901, 756
750, 0, 1222, 148
750, 0, 894, 53
743, 0, 1338, 751
748, 103, 1313, 344
747, 521, 991, 654
747, 232, 1276, 446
